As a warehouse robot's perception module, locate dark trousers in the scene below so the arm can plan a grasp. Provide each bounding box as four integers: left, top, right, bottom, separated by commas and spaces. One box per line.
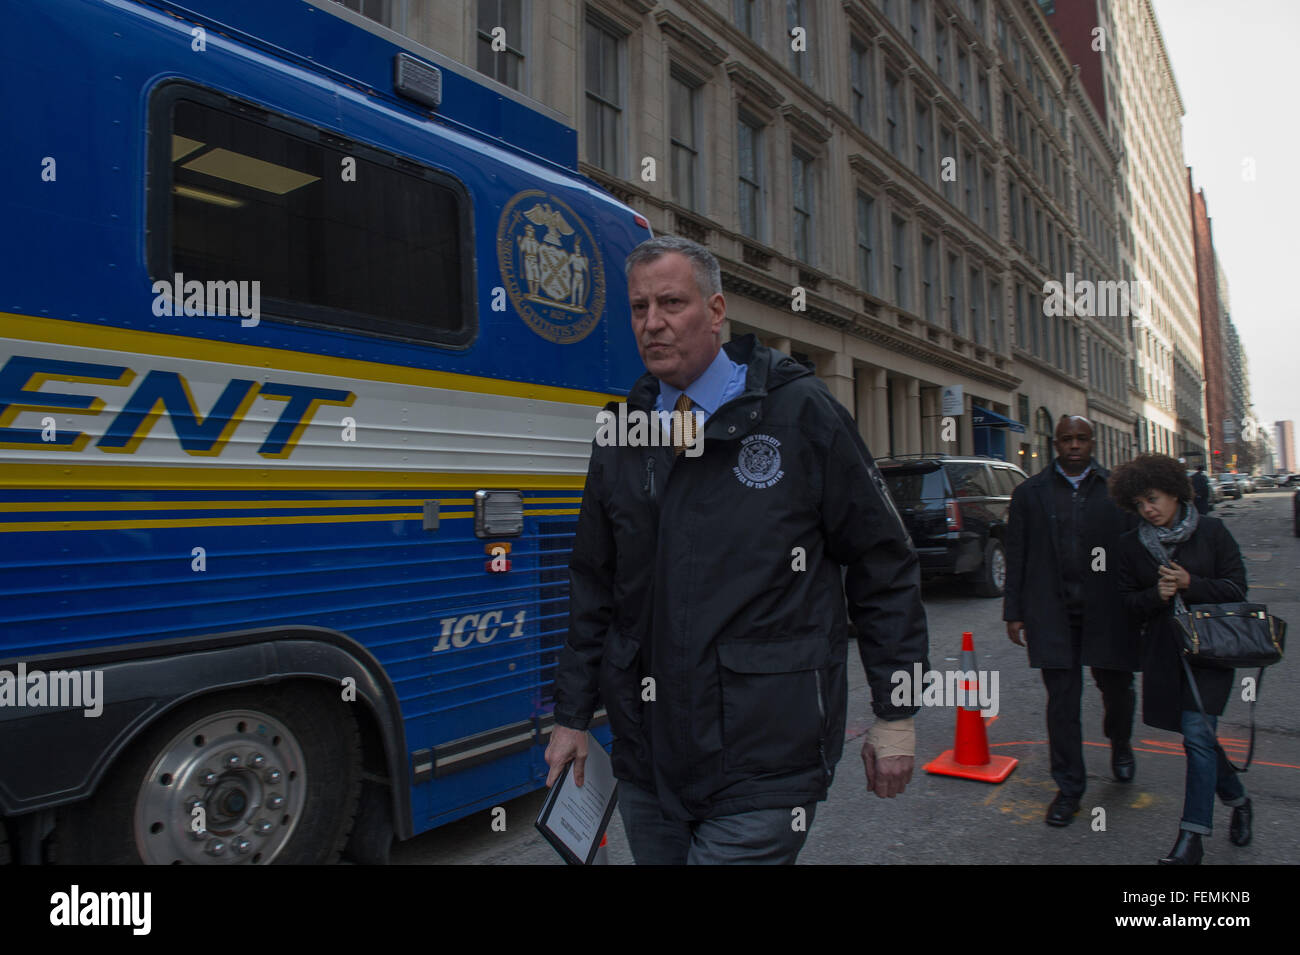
1039, 622, 1135, 798
616, 782, 816, 865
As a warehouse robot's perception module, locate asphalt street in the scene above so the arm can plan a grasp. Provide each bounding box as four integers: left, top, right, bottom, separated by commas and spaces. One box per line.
392, 489, 1299, 865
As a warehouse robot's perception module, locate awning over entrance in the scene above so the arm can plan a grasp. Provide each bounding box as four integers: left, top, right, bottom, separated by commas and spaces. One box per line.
971, 404, 1026, 433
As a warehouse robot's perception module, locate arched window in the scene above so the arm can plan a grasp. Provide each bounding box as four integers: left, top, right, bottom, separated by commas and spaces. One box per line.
1035, 407, 1054, 474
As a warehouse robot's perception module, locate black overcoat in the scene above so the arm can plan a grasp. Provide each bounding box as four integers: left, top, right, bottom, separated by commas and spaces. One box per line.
1115, 517, 1247, 733
1002, 461, 1141, 670
553, 336, 929, 821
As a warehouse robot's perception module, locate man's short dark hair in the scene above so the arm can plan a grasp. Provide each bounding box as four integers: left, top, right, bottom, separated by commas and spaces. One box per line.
1108, 453, 1194, 512
625, 235, 722, 299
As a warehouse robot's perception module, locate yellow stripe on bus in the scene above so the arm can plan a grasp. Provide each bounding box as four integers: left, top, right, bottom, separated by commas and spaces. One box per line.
1, 312, 619, 407
0, 463, 588, 491
0, 508, 580, 532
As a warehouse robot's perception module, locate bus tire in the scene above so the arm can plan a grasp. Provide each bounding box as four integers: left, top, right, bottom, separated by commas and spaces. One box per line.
343, 778, 394, 865
55, 683, 361, 865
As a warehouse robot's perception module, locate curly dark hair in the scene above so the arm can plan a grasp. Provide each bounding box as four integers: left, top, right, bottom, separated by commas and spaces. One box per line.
1108, 453, 1194, 512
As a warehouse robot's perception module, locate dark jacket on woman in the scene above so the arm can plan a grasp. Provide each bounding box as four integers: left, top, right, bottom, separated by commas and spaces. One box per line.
1115, 515, 1247, 732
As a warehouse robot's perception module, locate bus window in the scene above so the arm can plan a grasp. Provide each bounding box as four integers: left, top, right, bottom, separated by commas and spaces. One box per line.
148, 84, 475, 347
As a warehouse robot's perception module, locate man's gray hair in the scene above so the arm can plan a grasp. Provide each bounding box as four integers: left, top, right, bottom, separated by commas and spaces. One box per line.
625, 235, 722, 299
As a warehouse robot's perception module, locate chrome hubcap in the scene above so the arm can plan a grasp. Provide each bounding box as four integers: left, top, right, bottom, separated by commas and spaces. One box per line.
133, 709, 306, 864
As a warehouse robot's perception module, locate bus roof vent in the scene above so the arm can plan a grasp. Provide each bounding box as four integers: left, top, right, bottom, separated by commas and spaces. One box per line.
394, 53, 442, 110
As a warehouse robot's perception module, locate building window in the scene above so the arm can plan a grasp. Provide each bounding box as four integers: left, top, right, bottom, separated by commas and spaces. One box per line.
957, 47, 970, 106
921, 233, 937, 323
1002, 92, 1013, 146
787, 0, 809, 80
892, 214, 910, 310
476, 0, 525, 90
1029, 292, 1040, 354
989, 279, 1002, 352
982, 166, 995, 233
970, 266, 984, 345
857, 191, 878, 294
939, 126, 955, 204
934, 19, 948, 82
850, 39, 872, 132
669, 71, 699, 211
914, 98, 931, 183
735, 0, 761, 40
910, 0, 924, 50
885, 70, 902, 159
1009, 180, 1018, 240
584, 14, 624, 175
792, 149, 814, 262
737, 113, 763, 239
1015, 282, 1026, 349
963, 150, 977, 219
947, 252, 963, 336
978, 74, 990, 129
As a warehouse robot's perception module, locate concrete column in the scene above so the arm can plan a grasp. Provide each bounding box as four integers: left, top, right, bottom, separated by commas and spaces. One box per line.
769, 336, 792, 357
869, 367, 889, 454
819, 352, 855, 414
890, 377, 908, 456
719, 318, 732, 343
920, 387, 941, 453
961, 393, 975, 456
906, 379, 921, 455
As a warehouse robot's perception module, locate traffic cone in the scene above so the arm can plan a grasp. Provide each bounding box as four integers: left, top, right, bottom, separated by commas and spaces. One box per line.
923, 631, 1018, 783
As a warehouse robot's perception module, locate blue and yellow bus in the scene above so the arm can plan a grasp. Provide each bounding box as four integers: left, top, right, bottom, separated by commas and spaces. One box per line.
0, 0, 649, 863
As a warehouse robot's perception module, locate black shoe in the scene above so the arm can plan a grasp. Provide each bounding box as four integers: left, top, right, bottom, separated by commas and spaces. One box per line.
1229, 799, 1252, 847
1112, 742, 1136, 783
1045, 792, 1080, 827
1158, 831, 1203, 865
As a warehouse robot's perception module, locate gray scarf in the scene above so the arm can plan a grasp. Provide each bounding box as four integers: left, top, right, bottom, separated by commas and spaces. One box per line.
1137, 501, 1198, 612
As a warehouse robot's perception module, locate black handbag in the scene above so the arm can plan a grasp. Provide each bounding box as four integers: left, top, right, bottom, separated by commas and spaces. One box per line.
1172, 583, 1286, 772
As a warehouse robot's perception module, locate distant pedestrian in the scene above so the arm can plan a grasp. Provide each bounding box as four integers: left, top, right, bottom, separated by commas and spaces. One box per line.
1191, 464, 1213, 515
1112, 453, 1252, 865
1003, 414, 1141, 827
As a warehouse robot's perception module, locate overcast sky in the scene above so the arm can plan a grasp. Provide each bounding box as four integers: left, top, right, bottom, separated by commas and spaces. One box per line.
1150, 0, 1299, 441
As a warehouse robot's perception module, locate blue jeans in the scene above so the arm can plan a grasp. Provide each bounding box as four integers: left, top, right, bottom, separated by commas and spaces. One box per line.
616, 782, 816, 864
1179, 710, 1247, 835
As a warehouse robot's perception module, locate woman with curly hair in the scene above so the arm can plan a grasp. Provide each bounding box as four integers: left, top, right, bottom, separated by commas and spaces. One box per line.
1111, 453, 1251, 865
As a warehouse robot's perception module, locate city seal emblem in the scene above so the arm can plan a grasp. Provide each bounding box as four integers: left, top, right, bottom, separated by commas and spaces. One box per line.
733, 433, 784, 489
497, 189, 605, 344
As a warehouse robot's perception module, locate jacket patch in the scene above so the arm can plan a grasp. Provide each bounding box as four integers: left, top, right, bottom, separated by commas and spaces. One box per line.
734, 434, 784, 488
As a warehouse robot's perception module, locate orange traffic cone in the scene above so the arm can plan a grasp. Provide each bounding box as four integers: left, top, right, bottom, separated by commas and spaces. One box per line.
924, 631, 1018, 783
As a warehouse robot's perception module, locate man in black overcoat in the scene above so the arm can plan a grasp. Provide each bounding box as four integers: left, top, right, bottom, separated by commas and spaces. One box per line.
1003, 415, 1141, 825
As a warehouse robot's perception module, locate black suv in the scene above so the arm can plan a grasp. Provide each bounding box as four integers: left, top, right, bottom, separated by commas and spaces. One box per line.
878, 455, 1027, 597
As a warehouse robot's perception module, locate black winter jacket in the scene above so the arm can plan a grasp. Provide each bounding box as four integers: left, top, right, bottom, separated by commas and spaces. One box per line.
1115, 517, 1247, 732
1002, 461, 1141, 670
552, 336, 929, 821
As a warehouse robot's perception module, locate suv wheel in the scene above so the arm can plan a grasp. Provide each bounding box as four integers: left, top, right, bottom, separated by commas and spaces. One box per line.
971, 538, 1007, 597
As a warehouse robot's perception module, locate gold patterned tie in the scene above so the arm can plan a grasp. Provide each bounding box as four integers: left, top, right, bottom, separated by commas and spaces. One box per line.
673, 392, 696, 456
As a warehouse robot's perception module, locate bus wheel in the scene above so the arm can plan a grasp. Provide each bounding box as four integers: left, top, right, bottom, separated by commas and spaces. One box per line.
56, 685, 361, 865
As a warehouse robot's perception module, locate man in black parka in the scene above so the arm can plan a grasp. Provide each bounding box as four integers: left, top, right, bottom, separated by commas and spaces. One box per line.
544, 236, 929, 863
1003, 415, 1141, 826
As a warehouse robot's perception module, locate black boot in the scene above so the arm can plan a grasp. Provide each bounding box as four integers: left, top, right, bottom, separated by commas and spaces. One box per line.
1158, 830, 1203, 865
1229, 799, 1252, 847
1111, 741, 1135, 783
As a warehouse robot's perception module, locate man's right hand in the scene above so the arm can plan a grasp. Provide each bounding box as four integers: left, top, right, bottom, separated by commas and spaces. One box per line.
1006, 620, 1026, 647
544, 724, 589, 788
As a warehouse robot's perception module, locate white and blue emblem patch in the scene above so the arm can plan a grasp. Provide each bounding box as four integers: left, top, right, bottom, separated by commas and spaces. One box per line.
733, 433, 784, 489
